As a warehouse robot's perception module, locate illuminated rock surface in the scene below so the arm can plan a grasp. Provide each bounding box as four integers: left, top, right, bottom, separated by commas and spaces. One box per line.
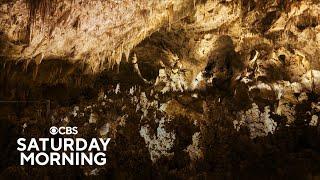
0, 0, 320, 179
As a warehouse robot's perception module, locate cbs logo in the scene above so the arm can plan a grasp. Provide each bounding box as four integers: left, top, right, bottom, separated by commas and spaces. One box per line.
49, 126, 78, 135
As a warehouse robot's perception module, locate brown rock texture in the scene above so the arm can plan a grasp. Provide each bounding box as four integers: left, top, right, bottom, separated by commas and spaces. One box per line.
0, 0, 320, 179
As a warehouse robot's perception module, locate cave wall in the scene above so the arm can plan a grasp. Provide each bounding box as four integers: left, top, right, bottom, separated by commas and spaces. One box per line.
0, 0, 320, 179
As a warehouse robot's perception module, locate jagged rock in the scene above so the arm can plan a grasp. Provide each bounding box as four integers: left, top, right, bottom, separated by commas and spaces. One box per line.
185, 132, 203, 162
310, 115, 318, 127
99, 123, 110, 136
236, 103, 277, 139
139, 117, 175, 163
89, 113, 98, 124
301, 70, 320, 93
71, 106, 79, 117
1, 0, 320, 178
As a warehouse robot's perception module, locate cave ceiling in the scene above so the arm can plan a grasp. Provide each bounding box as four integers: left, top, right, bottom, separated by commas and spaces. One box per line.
0, 0, 318, 82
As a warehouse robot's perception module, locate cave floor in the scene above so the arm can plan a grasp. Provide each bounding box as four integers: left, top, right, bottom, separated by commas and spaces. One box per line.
0, 79, 319, 179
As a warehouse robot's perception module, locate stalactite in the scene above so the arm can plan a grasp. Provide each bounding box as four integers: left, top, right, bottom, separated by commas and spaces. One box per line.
34, 53, 44, 65
26, 0, 55, 23
167, 4, 174, 31
117, 46, 124, 65
124, 49, 131, 62
33, 65, 38, 80
26, 0, 55, 42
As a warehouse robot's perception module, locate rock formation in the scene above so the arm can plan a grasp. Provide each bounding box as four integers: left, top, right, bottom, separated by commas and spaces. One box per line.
0, 0, 320, 179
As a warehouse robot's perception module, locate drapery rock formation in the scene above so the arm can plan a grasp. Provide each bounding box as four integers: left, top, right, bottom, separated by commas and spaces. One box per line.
1, 0, 195, 72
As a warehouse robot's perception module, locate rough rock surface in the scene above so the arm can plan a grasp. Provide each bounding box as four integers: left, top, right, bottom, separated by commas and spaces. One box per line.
0, 0, 320, 179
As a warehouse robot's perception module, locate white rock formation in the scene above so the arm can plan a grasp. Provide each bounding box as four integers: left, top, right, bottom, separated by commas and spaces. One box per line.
236, 103, 277, 139
185, 132, 203, 162
139, 117, 175, 163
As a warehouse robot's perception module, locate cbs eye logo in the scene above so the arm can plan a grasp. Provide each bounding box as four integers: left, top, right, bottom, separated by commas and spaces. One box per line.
50, 126, 78, 135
